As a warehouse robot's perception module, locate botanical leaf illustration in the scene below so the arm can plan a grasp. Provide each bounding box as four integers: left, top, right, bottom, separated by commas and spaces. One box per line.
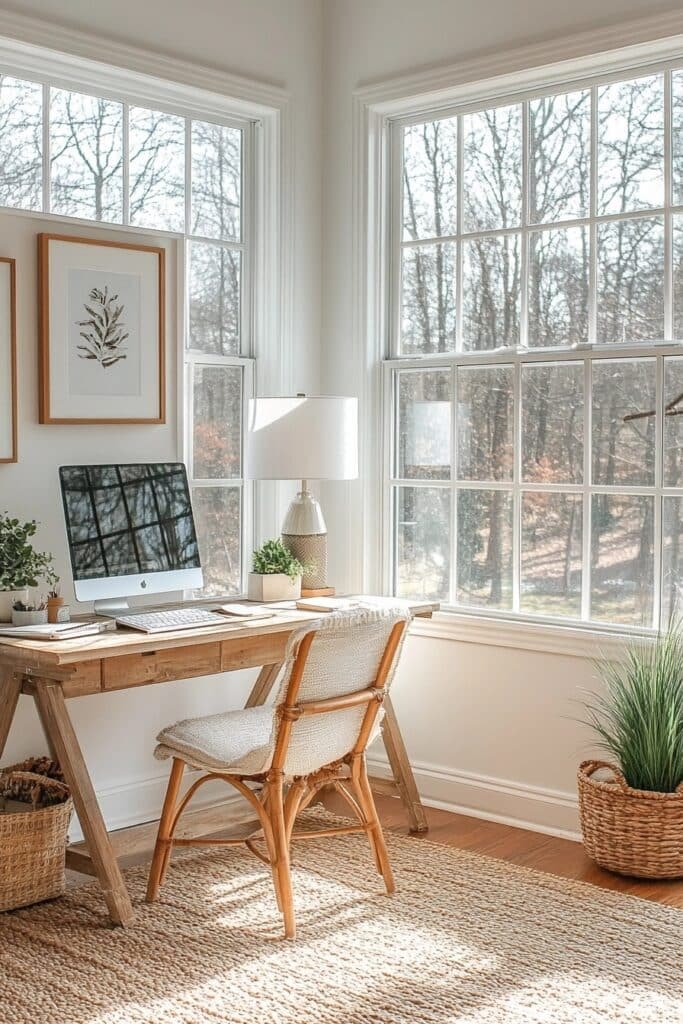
76, 286, 129, 367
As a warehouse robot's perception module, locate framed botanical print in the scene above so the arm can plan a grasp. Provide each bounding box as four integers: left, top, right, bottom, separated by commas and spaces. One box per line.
0, 256, 17, 463
38, 234, 165, 424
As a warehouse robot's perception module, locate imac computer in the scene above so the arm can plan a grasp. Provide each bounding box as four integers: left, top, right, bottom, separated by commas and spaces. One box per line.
59, 463, 204, 614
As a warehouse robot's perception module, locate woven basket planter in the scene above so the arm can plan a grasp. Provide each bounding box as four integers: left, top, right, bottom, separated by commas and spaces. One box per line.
0, 768, 72, 912
578, 759, 683, 879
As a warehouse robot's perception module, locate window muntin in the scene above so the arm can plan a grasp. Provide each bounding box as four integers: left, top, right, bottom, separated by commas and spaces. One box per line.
0, 71, 254, 596
388, 65, 683, 630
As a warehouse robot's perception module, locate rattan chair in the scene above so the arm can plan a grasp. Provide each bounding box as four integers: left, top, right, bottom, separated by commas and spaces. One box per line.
145, 607, 410, 938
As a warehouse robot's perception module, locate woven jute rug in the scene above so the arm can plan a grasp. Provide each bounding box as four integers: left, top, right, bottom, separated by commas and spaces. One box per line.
1, 812, 681, 1024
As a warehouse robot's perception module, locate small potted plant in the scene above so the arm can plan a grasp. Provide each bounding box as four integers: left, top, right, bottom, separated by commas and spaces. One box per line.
577, 625, 683, 879
0, 513, 57, 622
248, 539, 308, 602
12, 598, 48, 627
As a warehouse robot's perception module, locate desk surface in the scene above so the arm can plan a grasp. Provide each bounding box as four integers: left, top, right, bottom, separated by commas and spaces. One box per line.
0, 597, 437, 671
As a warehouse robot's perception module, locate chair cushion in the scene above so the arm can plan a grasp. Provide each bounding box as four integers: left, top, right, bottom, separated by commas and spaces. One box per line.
154, 705, 275, 775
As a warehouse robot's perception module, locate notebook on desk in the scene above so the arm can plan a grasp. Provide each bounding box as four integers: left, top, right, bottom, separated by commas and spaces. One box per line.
0, 621, 115, 641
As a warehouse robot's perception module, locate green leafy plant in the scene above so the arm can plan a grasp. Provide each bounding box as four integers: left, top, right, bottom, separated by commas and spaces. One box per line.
251, 539, 307, 581
581, 627, 683, 793
0, 513, 56, 591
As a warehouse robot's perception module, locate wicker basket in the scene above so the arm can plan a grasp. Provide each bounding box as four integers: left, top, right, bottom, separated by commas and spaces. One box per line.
0, 769, 72, 912
578, 759, 683, 879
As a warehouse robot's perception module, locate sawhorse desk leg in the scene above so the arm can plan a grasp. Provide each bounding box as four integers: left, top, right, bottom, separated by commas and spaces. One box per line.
31, 680, 135, 927
244, 662, 429, 834
0, 666, 21, 761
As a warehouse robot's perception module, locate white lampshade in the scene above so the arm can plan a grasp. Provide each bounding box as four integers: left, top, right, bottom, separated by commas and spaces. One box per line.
246, 396, 358, 481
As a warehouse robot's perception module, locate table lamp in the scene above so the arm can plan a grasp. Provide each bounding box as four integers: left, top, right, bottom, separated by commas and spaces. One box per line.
246, 395, 358, 595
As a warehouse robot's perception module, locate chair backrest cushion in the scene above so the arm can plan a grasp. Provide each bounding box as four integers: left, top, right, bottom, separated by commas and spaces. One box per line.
275, 606, 410, 776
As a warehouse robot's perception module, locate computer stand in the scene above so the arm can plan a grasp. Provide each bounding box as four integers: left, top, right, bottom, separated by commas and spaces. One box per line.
93, 598, 131, 617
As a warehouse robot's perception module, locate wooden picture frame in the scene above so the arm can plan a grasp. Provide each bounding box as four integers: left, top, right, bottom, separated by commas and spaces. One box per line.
0, 256, 17, 463
38, 233, 165, 424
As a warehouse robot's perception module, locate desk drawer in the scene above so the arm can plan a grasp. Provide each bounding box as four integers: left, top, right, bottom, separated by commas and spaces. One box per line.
102, 642, 221, 690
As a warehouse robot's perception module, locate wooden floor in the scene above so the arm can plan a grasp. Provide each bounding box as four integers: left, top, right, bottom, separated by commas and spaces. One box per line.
67, 792, 683, 909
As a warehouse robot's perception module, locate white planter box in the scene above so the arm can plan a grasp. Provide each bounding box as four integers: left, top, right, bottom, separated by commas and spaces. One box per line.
0, 589, 29, 623
247, 573, 301, 602
11, 609, 48, 626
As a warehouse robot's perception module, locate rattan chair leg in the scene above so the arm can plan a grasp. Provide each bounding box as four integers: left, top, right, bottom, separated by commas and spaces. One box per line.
262, 782, 282, 913
353, 756, 395, 894
146, 758, 185, 903
267, 772, 296, 939
285, 778, 309, 843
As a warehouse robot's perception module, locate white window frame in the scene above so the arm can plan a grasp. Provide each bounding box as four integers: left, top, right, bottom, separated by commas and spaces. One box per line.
352, 15, 683, 643
0, 20, 293, 595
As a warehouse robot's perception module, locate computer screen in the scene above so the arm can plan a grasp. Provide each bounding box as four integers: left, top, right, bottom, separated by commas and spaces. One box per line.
59, 464, 202, 599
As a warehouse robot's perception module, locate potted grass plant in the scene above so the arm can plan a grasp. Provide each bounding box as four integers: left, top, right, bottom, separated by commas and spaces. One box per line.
578, 626, 683, 879
248, 539, 308, 601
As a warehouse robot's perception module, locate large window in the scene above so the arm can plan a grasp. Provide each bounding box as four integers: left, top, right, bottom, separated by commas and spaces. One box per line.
386, 66, 683, 629
0, 72, 254, 595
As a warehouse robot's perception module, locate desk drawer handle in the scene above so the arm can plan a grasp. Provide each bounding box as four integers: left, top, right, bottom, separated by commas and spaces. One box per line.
141, 651, 158, 658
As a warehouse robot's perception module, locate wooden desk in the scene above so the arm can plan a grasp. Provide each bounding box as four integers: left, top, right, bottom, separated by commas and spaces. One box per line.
0, 597, 435, 926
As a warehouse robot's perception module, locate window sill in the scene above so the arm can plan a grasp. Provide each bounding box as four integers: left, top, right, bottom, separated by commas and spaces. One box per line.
409, 609, 651, 659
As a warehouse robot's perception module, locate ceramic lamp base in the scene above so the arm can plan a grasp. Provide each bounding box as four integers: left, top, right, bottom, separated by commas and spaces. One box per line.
282, 532, 329, 590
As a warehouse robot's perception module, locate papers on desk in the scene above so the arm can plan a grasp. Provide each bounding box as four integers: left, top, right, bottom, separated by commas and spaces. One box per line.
0, 620, 115, 641
295, 597, 357, 613
215, 603, 276, 621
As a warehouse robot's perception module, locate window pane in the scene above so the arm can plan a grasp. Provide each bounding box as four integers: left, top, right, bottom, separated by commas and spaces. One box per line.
191, 119, 241, 241
395, 486, 450, 601
463, 104, 522, 231
673, 71, 683, 207
590, 494, 654, 626
457, 366, 513, 481
189, 242, 240, 355
457, 488, 513, 609
402, 118, 457, 241
396, 369, 451, 480
528, 226, 588, 347
50, 88, 123, 221
521, 492, 582, 618
597, 74, 664, 215
462, 234, 520, 351
192, 365, 242, 479
0, 75, 42, 210
192, 487, 241, 596
522, 363, 583, 483
673, 214, 683, 340
592, 359, 656, 486
596, 217, 664, 343
664, 357, 683, 487
662, 497, 683, 626
400, 243, 456, 354
129, 107, 185, 231
529, 89, 590, 224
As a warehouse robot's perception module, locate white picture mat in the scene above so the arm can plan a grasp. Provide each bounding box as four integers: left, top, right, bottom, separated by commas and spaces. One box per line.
0, 262, 13, 459
67, 267, 142, 398
47, 240, 160, 420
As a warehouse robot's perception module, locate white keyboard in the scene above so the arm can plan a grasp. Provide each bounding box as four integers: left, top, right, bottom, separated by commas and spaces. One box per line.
115, 607, 227, 633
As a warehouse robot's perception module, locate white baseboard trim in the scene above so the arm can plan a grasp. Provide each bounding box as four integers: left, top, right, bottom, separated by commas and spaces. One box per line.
73, 760, 581, 846
70, 768, 240, 844
368, 755, 582, 842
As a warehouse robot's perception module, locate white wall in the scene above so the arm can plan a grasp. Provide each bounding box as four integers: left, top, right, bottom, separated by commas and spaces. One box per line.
0, 0, 324, 836
320, 0, 683, 836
